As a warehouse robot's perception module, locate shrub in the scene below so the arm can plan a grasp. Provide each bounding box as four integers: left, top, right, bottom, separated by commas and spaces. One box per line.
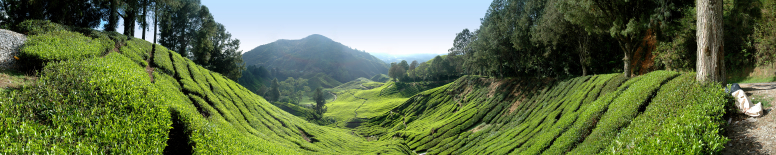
0, 53, 170, 154
19, 30, 112, 67
605, 73, 728, 154
120, 39, 152, 67
569, 71, 679, 154
153, 45, 176, 75
15, 20, 68, 35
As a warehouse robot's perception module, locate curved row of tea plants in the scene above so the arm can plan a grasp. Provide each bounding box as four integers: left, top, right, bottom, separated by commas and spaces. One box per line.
0, 22, 411, 154
358, 71, 729, 154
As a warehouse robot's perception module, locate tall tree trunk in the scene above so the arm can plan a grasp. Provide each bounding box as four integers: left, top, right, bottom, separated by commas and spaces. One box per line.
153, 4, 158, 54
141, 0, 147, 40
578, 32, 590, 76
697, 0, 725, 83
620, 42, 634, 77
154, 8, 157, 45
106, 0, 119, 32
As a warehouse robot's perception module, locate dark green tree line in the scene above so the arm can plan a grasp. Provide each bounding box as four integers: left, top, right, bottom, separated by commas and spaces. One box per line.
0, 0, 245, 80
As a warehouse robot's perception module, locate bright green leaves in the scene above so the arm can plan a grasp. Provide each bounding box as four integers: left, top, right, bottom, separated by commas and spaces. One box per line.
0, 53, 169, 154
20, 30, 112, 63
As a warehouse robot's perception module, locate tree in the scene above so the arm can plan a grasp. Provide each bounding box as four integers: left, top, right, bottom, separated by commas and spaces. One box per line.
139, 0, 151, 39
388, 62, 399, 81
120, 0, 140, 36
431, 56, 445, 80
313, 87, 327, 120
0, 0, 103, 29
533, 0, 593, 76
448, 29, 475, 57
204, 23, 244, 81
192, 5, 216, 66
105, 0, 121, 32
696, 0, 725, 83
399, 60, 409, 71
409, 60, 419, 71
268, 78, 280, 102
409, 60, 419, 82
558, 0, 658, 77
159, 0, 200, 56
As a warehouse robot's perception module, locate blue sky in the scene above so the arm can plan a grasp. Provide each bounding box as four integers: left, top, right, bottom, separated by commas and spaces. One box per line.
127, 0, 492, 55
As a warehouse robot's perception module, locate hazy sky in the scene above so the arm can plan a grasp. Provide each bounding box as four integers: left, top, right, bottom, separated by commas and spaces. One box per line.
127, 0, 491, 55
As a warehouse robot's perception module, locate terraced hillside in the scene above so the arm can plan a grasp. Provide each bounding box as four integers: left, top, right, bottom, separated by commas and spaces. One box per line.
322, 78, 452, 128
359, 72, 729, 154
0, 21, 410, 154
0, 20, 731, 154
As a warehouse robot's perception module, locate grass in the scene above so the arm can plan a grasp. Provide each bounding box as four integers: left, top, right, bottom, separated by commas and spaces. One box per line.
0, 70, 36, 92
751, 94, 774, 108
728, 76, 776, 84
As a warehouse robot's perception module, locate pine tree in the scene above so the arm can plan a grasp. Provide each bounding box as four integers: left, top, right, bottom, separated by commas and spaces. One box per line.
313, 87, 326, 120
269, 78, 280, 102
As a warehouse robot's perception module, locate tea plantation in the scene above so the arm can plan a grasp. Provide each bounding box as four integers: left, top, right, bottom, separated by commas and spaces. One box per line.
358, 72, 729, 154
0, 20, 730, 154
0, 21, 410, 154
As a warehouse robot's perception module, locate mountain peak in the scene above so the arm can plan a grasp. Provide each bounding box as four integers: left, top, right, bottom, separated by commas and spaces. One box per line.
302, 34, 333, 41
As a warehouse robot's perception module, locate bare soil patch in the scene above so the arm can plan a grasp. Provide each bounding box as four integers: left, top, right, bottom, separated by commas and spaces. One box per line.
722, 82, 776, 155
0, 71, 36, 90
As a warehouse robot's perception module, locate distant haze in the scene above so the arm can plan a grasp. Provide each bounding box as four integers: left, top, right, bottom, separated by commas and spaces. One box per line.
120, 1, 490, 55
200, 0, 490, 55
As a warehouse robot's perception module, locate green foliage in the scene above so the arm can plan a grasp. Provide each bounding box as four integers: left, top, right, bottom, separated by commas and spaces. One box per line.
570, 71, 679, 154
120, 39, 153, 67
15, 20, 68, 35
2, 8, 414, 155
153, 45, 176, 75
358, 71, 726, 154
753, 0, 776, 65
0, 53, 169, 154
371, 74, 391, 82
605, 74, 728, 154
19, 30, 112, 65
653, 7, 698, 71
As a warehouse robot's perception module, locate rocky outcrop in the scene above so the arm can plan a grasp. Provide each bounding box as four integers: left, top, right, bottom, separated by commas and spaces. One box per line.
0, 29, 26, 70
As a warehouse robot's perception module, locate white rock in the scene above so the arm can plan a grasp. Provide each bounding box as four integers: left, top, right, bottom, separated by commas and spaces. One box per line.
0, 29, 26, 71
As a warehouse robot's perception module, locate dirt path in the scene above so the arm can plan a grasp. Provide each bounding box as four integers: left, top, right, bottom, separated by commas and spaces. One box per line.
145, 45, 155, 83
360, 84, 368, 90
347, 91, 368, 119
723, 82, 776, 155
329, 92, 337, 102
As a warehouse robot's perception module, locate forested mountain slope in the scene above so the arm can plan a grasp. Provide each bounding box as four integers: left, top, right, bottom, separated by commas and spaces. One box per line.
242, 34, 388, 83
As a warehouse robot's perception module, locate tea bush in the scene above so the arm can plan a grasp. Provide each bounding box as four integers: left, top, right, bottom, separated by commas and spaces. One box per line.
119, 39, 152, 67
20, 30, 112, 64
605, 74, 728, 154
0, 53, 169, 154
359, 71, 727, 154
153, 45, 176, 75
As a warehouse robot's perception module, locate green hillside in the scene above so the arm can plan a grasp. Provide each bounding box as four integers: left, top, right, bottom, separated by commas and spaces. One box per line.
0, 20, 731, 154
0, 21, 409, 154
241, 34, 389, 83
358, 72, 729, 154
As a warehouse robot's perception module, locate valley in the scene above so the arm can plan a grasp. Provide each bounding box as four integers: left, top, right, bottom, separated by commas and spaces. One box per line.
2, 0, 776, 154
